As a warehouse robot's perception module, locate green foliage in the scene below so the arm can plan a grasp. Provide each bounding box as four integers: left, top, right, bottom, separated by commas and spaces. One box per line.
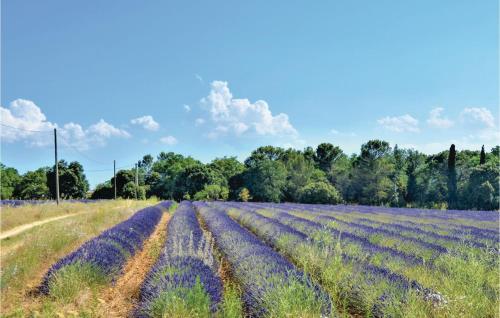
216, 284, 243, 318
461, 162, 499, 210
298, 181, 341, 204
121, 181, 146, 199
14, 168, 50, 200
244, 159, 287, 202
47, 160, 89, 199
48, 262, 109, 302
173, 164, 225, 201
193, 184, 229, 201
6, 141, 499, 209
0, 164, 21, 199
145, 277, 212, 318
237, 187, 251, 202
284, 152, 326, 202
314, 143, 343, 172
90, 182, 114, 199
447, 144, 458, 209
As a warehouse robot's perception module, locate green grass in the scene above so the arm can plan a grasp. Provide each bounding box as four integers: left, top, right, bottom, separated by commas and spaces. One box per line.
0, 200, 154, 316
216, 283, 243, 318
145, 277, 212, 318
261, 275, 329, 318
47, 262, 109, 302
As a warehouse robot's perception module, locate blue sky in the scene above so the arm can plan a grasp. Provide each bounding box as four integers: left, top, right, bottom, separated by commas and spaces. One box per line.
1, 0, 498, 188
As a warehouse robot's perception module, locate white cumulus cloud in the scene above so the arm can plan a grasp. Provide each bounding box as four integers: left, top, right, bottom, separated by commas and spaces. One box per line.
200, 81, 297, 138
427, 107, 453, 129
1, 99, 130, 150
131, 115, 160, 131
460, 107, 495, 128
183, 105, 191, 112
377, 114, 420, 133
195, 118, 205, 126
160, 135, 178, 145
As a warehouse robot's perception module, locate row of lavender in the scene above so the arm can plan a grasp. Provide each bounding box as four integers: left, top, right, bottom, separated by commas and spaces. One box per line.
40, 201, 172, 293
213, 201, 498, 317
137, 201, 222, 317
194, 202, 332, 317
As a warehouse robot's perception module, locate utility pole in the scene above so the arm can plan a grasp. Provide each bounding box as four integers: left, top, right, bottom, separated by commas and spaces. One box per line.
135, 163, 139, 200
54, 128, 60, 205
113, 160, 117, 199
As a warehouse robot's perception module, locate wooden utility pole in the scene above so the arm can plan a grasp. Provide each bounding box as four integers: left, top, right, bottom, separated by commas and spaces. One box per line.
135, 163, 138, 200
54, 128, 60, 205
113, 160, 117, 199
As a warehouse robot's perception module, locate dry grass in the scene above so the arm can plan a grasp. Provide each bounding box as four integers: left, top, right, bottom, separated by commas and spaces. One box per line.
96, 211, 171, 317
1, 200, 133, 232
0, 199, 155, 316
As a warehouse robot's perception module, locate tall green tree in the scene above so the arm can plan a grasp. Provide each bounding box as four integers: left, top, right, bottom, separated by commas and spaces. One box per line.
173, 164, 224, 201
405, 150, 424, 204
479, 145, 486, 165
314, 143, 343, 172
284, 152, 325, 202
0, 164, 21, 199
14, 168, 50, 199
447, 144, 458, 209
244, 159, 287, 202
47, 160, 89, 199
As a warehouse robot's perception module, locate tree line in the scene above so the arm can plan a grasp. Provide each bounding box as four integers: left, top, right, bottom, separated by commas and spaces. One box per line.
1, 140, 498, 210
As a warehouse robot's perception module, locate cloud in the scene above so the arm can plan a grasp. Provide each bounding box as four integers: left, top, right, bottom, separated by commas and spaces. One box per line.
377, 114, 420, 133
460, 107, 495, 128
183, 104, 191, 112
160, 135, 178, 145
131, 115, 160, 131
195, 118, 205, 126
427, 107, 453, 129
1, 99, 130, 150
200, 81, 297, 139
330, 128, 356, 137
195, 74, 204, 83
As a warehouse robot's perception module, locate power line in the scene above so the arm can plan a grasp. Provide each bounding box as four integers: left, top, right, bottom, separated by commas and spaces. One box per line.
0, 123, 53, 133
58, 135, 110, 166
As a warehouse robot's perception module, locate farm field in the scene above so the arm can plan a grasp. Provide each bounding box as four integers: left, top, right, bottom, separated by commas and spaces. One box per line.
0, 200, 498, 317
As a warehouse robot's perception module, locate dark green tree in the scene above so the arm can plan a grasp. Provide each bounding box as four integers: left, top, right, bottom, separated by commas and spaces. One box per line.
110, 169, 135, 197
405, 150, 424, 204
1, 164, 21, 199
479, 145, 486, 165
14, 168, 50, 199
447, 144, 458, 209
173, 164, 224, 201
244, 159, 287, 202
150, 152, 201, 199
47, 160, 89, 199
244, 146, 285, 167
90, 182, 114, 199
298, 181, 341, 204
314, 143, 343, 172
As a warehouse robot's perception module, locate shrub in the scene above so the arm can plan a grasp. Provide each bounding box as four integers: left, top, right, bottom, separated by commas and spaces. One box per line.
193, 184, 229, 201
298, 181, 341, 204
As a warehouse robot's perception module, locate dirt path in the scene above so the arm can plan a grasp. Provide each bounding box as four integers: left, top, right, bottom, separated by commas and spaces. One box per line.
0, 213, 86, 240
96, 211, 171, 317
0, 204, 131, 241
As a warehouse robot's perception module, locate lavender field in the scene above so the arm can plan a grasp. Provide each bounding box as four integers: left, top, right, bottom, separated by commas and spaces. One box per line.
1, 201, 498, 317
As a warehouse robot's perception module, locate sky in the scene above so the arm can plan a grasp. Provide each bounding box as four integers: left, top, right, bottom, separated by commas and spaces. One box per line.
1, 0, 498, 188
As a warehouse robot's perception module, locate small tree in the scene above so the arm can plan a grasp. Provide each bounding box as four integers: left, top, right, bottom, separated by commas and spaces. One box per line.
447, 144, 458, 209
298, 181, 341, 204
193, 184, 229, 201
238, 187, 251, 202
480, 145, 486, 165
121, 181, 145, 200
